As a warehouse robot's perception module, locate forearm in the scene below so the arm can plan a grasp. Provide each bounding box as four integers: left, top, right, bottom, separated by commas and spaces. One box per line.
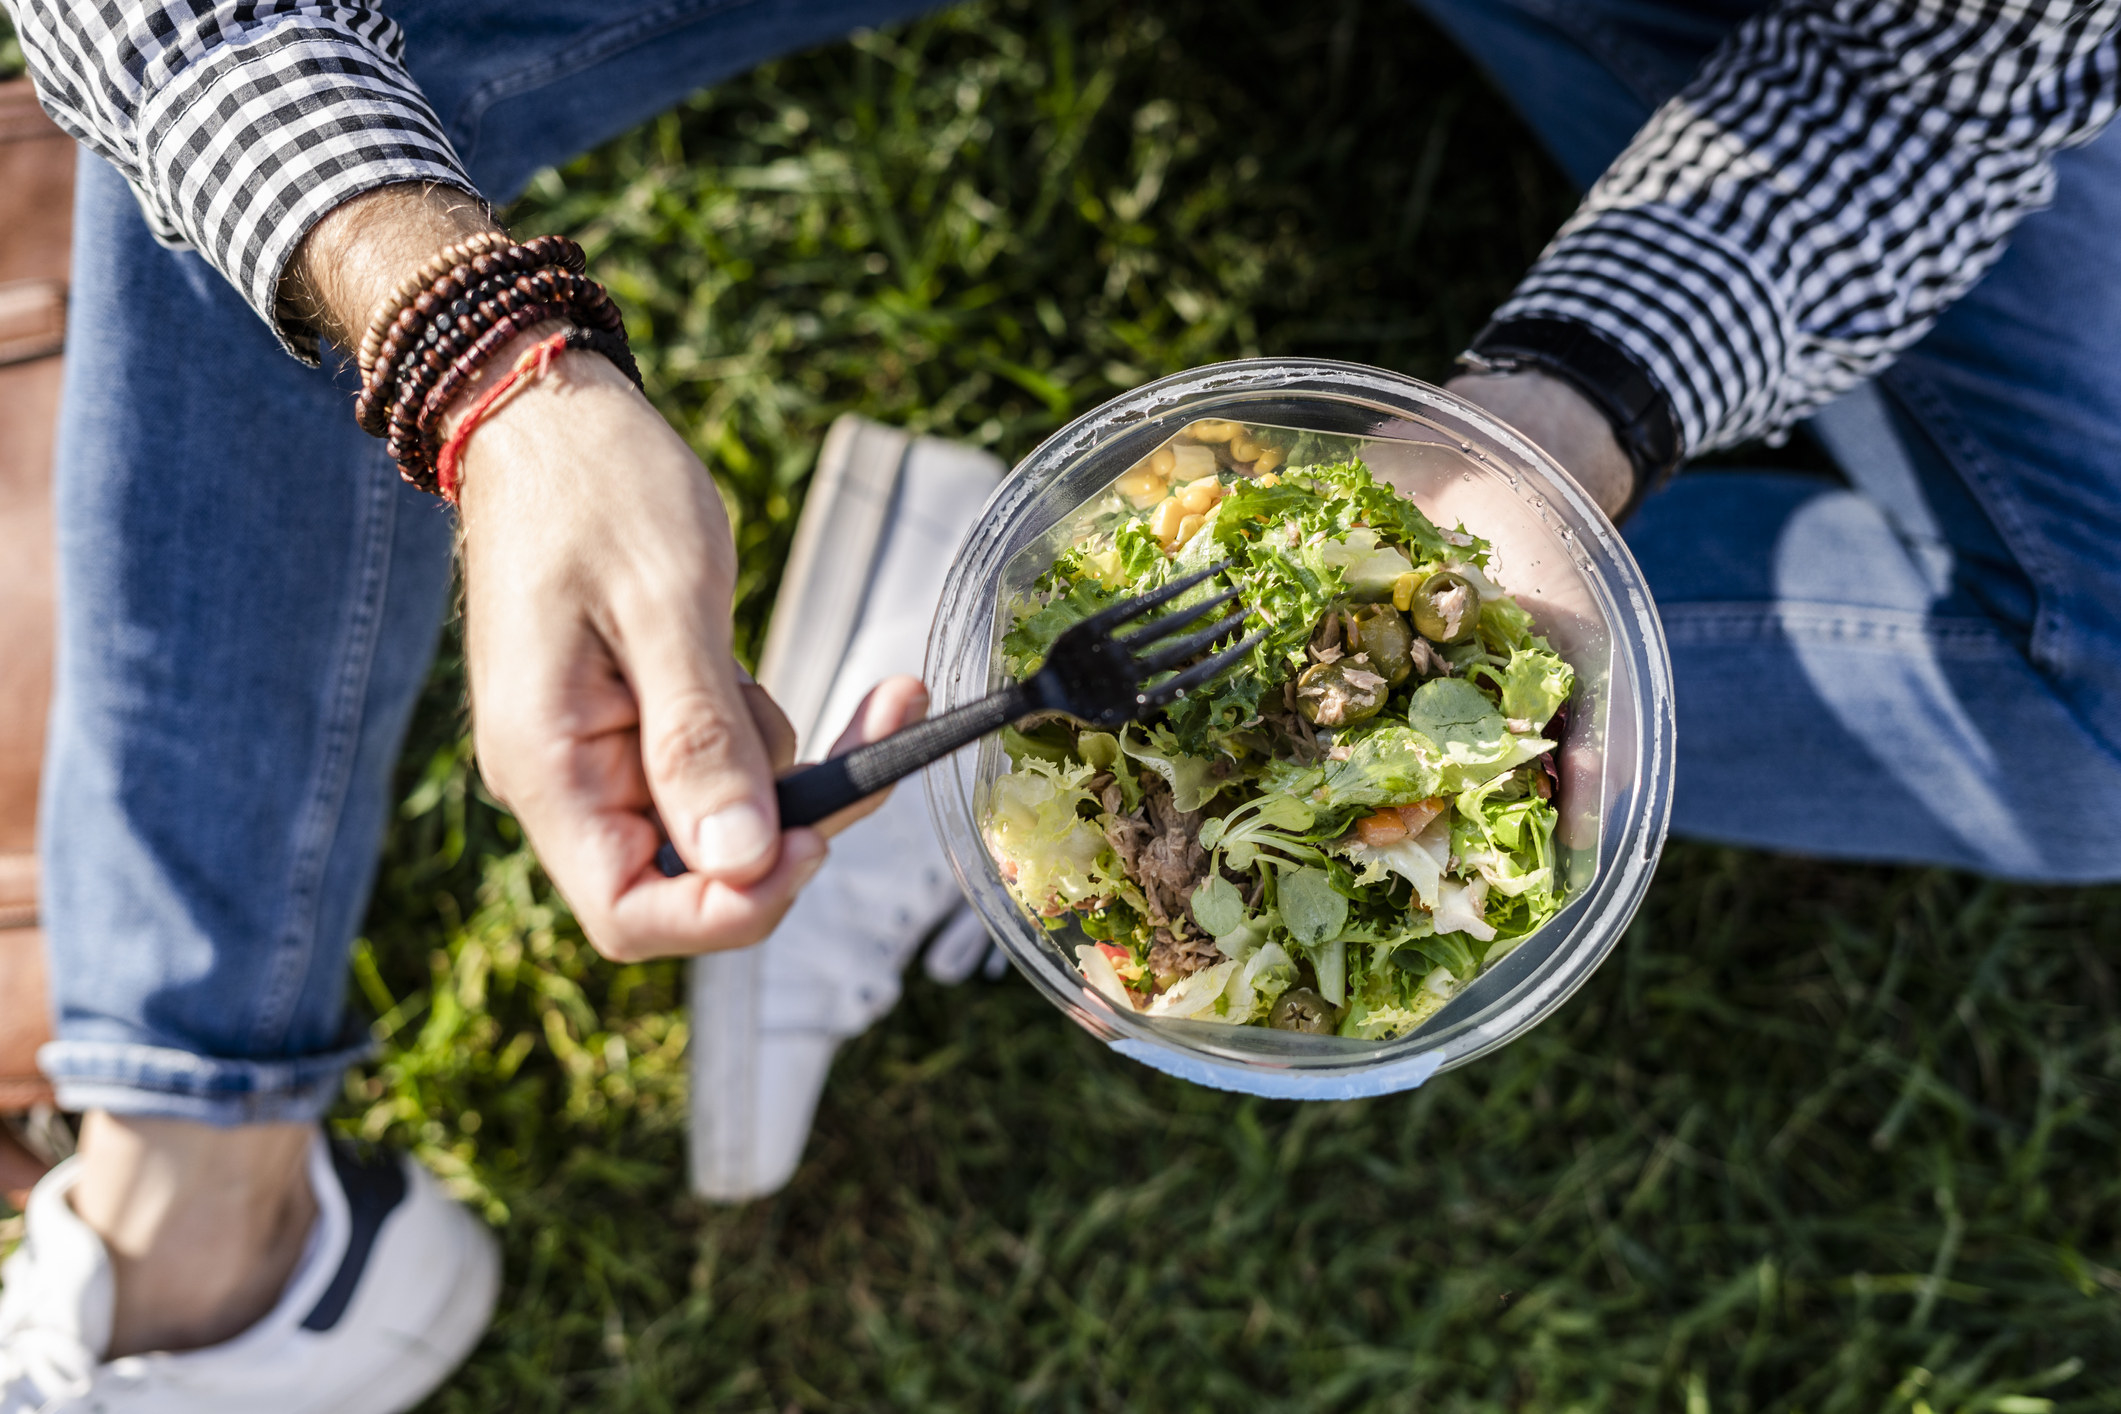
1446, 370, 1635, 521
9, 1, 477, 361
1489, 0, 2121, 455
277, 183, 501, 355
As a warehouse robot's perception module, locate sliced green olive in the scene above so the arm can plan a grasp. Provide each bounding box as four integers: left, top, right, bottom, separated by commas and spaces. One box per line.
1269, 987, 1338, 1034
1295, 658, 1389, 728
1409, 570, 1479, 644
1350, 603, 1415, 686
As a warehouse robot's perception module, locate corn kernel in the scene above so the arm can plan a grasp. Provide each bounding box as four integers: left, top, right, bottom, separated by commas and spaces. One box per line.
1229, 436, 1261, 462
1115, 465, 1164, 508
1186, 419, 1239, 443
1251, 448, 1284, 474
1149, 495, 1186, 542
1175, 512, 1207, 546
1148, 445, 1177, 478
1178, 478, 1222, 515
1256, 471, 1280, 487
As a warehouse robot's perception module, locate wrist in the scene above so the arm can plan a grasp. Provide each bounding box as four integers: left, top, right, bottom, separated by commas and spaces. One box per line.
279, 183, 499, 353
1459, 316, 1682, 520
1445, 368, 1637, 520
449, 331, 644, 513
432, 317, 574, 442
343, 231, 639, 496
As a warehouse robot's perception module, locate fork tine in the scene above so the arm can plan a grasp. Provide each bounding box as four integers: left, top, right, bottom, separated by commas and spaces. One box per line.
1114, 585, 1242, 650
1134, 608, 1251, 674
1138, 630, 1267, 706
1074, 560, 1230, 633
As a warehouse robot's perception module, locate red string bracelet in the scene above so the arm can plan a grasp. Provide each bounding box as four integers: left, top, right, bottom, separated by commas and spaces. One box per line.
434, 329, 574, 503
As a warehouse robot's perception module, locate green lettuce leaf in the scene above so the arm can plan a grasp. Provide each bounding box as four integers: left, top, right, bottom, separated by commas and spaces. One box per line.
1313, 722, 1445, 812
1450, 794, 1554, 899
1153, 502, 1345, 752
1477, 596, 1538, 654
1316, 527, 1414, 600
1237, 941, 1298, 1020
1277, 865, 1348, 947
1336, 813, 1449, 907
983, 759, 1118, 912
1475, 642, 1574, 732
1119, 723, 1229, 812
1190, 870, 1248, 937
999, 578, 1119, 678
1201, 791, 1321, 871
1075, 731, 1144, 812
1338, 962, 1451, 1040
1299, 460, 1472, 565
1392, 927, 1482, 981
1403, 678, 1554, 792
1000, 723, 1074, 767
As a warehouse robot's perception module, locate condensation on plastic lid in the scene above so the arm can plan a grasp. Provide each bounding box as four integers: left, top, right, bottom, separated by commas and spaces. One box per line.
1109, 1039, 1447, 1099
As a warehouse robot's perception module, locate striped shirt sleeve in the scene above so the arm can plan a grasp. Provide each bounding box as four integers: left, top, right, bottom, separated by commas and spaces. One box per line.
6, 1, 479, 361
1489, 0, 2121, 456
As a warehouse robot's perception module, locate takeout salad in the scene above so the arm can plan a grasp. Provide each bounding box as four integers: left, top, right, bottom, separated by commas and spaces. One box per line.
981, 420, 1576, 1040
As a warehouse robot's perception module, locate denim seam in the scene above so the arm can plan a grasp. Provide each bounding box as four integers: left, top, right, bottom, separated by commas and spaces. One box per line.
40, 1038, 372, 1125
248, 446, 397, 1055
1658, 602, 2022, 658
445, 0, 762, 168
38, 1038, 374, 1093
1880, 365, 2072, 681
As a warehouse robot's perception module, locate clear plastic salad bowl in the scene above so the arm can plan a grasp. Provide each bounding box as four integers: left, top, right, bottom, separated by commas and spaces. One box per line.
924, 359, 1674, 1099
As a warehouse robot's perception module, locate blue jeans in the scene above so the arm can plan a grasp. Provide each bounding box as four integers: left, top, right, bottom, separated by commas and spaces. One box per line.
1420, 0, 2121, 878
42, 0, 2121, 1122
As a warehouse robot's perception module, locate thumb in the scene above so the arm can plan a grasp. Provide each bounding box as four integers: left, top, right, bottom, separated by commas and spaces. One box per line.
628, 628, 781, 885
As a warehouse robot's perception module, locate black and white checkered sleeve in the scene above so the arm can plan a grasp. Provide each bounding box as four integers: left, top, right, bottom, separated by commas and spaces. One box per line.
1489, 0, 2121, 456
8, 1, 479, 361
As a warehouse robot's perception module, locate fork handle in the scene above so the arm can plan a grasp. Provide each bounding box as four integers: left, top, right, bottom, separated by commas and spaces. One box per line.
655, 681, 1036, 875
777, 681, 1035, 825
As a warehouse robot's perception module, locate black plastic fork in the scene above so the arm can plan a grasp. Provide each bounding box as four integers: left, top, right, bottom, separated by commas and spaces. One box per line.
657, 561, 1262, 874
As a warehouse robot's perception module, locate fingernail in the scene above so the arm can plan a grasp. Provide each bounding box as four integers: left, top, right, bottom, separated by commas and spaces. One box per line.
694, 802, 774, 873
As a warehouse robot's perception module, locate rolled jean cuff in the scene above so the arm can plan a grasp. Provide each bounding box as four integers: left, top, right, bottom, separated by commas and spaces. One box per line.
37, 1037, 373, 1126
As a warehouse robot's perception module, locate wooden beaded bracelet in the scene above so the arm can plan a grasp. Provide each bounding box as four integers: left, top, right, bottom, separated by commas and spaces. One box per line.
356, 237, 585, 433
381, 269, 619, 449
351, 234, 640, 496
366, 236, 578, 386
353, 230, 584, 384
356, 231, 511, 377
414, 275, 622, 428
375, 269, 553, 439
386, 302, 562, 471
370, 257, 603, 431
390, 305, 564, 490
387, 295, 640, 493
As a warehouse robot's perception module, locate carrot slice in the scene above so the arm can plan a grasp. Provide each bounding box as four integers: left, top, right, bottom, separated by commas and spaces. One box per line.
1355, 810, 1410, 846
1395, 798, 1447, 835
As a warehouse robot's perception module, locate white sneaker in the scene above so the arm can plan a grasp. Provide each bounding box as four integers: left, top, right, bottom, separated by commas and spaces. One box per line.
0, 1133, 498, 1412
690, 415, 1003, 1202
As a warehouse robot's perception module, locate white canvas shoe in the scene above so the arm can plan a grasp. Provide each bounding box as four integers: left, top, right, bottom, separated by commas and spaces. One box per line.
690, 415, 1004, 1203
0, 1133, 498, 1412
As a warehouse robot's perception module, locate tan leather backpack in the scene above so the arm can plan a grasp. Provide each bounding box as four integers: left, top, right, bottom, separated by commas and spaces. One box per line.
0, 76, 70, 1199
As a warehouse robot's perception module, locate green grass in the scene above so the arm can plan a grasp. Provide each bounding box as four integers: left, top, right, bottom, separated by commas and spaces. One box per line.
8, 2, 2121, 1407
